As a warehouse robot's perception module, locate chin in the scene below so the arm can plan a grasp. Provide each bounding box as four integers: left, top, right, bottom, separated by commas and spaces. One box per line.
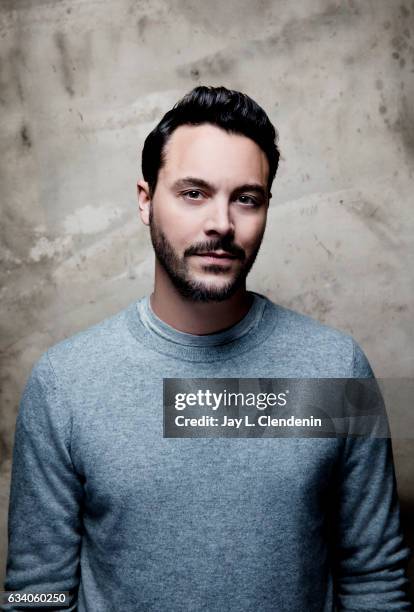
180, 275, 243, 303
191, 275, 235, 290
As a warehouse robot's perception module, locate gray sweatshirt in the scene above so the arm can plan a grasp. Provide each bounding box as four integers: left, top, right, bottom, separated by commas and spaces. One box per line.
4, 292, 411, 611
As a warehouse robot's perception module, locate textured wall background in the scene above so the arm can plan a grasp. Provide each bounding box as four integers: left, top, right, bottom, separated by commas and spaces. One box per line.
1, 0, 413, 595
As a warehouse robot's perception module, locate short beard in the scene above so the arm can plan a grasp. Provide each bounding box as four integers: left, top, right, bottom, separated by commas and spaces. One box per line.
149, 205, 262, 303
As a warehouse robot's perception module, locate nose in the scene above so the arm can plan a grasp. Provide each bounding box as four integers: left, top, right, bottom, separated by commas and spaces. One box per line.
203, 197, 235, 237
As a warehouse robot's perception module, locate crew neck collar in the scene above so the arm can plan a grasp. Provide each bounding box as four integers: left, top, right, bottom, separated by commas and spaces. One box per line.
139, 291, 264, 347
125, 290, 277, 362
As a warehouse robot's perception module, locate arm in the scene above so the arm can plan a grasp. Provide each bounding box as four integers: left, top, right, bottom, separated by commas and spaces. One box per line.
4, 352, 83, 611
333, 341, 411, 610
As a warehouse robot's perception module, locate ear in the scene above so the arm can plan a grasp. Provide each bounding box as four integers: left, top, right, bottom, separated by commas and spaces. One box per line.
137, 180, 151, 226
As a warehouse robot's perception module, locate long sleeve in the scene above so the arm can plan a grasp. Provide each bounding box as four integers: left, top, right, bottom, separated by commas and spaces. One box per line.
4, 352, 84, 610
333, 341, 411, 610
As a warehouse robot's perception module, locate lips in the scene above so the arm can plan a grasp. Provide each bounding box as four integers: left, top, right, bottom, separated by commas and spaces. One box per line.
196, 251, 237, 259
193, 251, 238, 265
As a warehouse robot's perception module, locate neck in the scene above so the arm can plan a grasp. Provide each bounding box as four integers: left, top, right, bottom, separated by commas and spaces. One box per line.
150, 264, 253, 335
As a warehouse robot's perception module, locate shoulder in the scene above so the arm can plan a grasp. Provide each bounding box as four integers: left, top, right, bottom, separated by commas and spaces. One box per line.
259, 294, 373, 377
43, 301, 138, 381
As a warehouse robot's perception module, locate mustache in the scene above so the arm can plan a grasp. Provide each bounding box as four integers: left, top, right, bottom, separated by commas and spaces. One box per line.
184, 239, 245, 260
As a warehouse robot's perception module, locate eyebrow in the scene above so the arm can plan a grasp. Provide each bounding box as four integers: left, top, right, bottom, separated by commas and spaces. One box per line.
171, 176, 268, 200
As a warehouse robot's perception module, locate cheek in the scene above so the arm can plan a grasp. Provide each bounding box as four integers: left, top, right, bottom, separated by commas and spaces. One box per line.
154, 198, 193, 247
158, 211, 202, 253
237, 215, 267, 250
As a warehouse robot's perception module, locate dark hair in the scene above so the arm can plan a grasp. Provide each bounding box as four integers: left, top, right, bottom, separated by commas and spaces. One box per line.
141, 85, 280, 198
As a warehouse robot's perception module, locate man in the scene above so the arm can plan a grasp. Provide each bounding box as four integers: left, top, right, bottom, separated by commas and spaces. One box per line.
5, 86, 410, 611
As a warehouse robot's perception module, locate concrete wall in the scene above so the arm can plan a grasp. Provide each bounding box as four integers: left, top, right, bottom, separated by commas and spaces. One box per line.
1, 0, 413, 597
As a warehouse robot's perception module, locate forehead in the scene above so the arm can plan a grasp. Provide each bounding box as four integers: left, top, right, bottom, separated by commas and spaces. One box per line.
160, 123, 269, 187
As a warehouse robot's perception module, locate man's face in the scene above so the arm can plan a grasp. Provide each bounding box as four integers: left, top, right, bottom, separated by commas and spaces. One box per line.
144, 123, 270, 302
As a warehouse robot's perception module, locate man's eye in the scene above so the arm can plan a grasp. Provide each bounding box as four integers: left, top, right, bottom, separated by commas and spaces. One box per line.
183, 190, 203, 200
238, 194, 259, 206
